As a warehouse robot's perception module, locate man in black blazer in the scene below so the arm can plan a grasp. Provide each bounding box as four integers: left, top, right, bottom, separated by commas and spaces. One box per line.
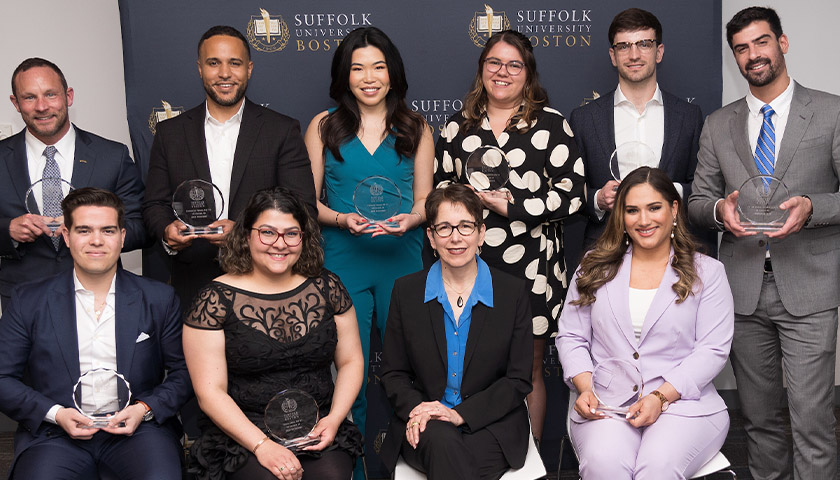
0, 58, 146, 308
570, 8, 715, 254
0, 188, 191, 479
142, 25, 316, 307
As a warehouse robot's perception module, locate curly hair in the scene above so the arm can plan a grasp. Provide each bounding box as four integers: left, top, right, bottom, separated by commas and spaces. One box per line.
219, 187, 323, 277
572, 167, 699, 306
461, 30, 548, 134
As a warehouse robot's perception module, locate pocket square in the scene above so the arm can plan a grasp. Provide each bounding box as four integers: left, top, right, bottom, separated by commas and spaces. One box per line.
136, 332, 150, 343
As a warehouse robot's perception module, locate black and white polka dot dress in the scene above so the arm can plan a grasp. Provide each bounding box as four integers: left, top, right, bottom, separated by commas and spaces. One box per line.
434, 107, 585, 338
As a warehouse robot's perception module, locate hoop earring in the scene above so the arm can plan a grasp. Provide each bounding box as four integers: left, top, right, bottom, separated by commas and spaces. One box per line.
671, 218, 677, 240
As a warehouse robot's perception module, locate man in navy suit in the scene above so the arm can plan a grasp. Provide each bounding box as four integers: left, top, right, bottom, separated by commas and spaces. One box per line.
570, 8, 715, 254
0, 188, 191, 479
0, 58, 146, 308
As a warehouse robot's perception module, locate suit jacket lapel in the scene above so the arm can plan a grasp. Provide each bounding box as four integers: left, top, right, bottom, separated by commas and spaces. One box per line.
70, 126, 95, 187
638, 256, 679, 343
114, 270, 141, 379
426, 300, 448, 369
605, 250, 636, 347
730, 100, 761, 177
4, 132, 32, 208
774, 83, 812, 180
659, 94, 683, 173
229, 100, 261, 206
462, 303, 487, 374
597, 92, 617, 160
49, 272, 81, 381
186, 106, 212, 181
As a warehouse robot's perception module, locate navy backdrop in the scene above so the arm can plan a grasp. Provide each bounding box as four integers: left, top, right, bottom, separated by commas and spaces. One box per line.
119, 1, 721, 475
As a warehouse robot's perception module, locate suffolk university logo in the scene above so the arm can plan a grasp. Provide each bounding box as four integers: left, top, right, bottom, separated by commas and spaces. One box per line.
247, 8, 290, 52
148, 100, 185, 134
468, 4, 510, 47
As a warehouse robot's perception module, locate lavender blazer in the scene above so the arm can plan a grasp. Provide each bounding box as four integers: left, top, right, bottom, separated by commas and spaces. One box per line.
556, 249, 734, 423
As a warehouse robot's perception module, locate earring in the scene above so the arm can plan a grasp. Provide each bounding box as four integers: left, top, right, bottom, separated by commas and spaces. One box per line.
671, 218, 677, 239
433, 249, 438, 258
478, 245, 482, 255
624, 231, 629, 246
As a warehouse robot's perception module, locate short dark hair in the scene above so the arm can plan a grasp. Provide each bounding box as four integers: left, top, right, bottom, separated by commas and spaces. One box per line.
425, 184, 484, 226
61, 188, 125, 229
608, 8, 663, 45
726, 6, 783, 49
11, 57, 68, 97
220, 187, 323, 277
198, 25, 250, 60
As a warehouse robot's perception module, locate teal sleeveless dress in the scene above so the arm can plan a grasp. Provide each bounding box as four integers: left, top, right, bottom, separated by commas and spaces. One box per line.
321, 132, 423, 443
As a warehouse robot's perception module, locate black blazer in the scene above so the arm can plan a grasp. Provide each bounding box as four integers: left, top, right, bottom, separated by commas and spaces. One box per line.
569, 89, 716, 255
0, 127, 146, 300
142, 99, 316, 304
380, 266, 533, 472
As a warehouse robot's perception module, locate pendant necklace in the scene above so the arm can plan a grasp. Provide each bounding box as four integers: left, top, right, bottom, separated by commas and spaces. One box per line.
442, 278, 473, 308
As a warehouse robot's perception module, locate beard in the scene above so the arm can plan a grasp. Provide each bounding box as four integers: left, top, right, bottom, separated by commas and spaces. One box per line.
204, 81, 248, 108
741, 55, 784, 88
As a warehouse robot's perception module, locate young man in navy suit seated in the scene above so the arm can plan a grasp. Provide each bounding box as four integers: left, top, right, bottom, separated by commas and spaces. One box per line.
0, 188, 192, 480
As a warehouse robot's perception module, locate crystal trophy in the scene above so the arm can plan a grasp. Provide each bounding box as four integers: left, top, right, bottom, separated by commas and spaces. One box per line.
353, 176, 401, 227
590, 358, 643, 419
465, 145, 510, 191
737, 175, 790, 232
264, 389, 320, 451
24, 177, 75, 232
609, 141, 656, 181
73, 368, 131, 428
172, 179, 225, 235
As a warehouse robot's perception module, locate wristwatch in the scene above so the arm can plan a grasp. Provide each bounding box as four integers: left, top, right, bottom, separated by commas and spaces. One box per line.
135, 400, 154, 422
650, 390, 669, 412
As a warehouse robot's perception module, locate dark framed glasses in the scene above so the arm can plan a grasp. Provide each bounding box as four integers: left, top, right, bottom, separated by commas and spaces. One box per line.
251, 228, 303, 247
430, 221, 479, 238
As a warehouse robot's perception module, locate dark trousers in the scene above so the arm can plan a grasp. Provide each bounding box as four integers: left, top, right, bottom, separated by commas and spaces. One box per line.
401, 421, 509, 480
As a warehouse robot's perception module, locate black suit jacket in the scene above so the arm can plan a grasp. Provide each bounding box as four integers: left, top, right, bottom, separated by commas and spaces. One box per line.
380, 266, 533, 472
0, 268, 192, 471
0, 127, 146, 301
142, 99, 316, 304
569, 89, 716, 254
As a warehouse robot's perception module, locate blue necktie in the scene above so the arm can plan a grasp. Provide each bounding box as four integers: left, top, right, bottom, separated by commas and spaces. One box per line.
42, 146, 62, 249
754, 104, 776, 183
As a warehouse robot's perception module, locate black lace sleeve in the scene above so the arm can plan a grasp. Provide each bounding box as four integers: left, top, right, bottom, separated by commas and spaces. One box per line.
183, 283, 234, 330
318, 270, 353, 315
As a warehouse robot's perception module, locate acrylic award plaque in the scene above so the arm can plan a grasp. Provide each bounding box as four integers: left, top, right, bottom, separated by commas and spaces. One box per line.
737, 175, 790, 232
609, 141, 656, 181
590, 358, 643, 419
465, 145, 510, 191
264, 389, 320, 451
73, 368, 131, 428
353, 176, 401, 226
172, 179, 225, 235
24, 177, 75, 232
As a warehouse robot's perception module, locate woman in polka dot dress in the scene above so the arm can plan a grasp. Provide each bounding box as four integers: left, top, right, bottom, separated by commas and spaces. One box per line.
433, 30, 585, 445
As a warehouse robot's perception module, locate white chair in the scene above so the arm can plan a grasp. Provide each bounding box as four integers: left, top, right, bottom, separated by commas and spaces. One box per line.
393, 403, 546, 480
562, 391, 736, 479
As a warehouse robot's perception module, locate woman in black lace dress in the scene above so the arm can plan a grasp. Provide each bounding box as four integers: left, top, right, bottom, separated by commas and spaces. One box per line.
183, 187, 364, 480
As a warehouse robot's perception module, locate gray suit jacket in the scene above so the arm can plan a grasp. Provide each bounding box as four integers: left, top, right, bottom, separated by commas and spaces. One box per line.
688, 82, 840, 316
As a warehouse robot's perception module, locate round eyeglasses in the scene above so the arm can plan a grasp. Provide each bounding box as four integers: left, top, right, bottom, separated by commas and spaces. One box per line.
430, 221, 479, 238
484, 58, 524, 76
251, 228, 303, 247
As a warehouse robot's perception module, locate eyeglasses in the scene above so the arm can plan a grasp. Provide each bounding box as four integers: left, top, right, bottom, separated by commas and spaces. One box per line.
430, 221, 479, 238
251, 228, 303, 247
484, 57, 525, 76
611, 39, 657, 54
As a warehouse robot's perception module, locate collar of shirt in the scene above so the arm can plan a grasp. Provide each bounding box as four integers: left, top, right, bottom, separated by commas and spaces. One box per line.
25, 124, 76, 186
73, 268, 117, 310
204, 100, 245, 128
614, 83, 664, 112
424, 256, 493, 308
746, 76, 794, 118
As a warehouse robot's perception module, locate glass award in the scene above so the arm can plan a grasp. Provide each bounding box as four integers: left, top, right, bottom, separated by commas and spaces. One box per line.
24, 177, 75, 232
737, 175, 790, 232
609, 141, 657, 181
172, 179, 225, 235
265, 389, 320, 451
590, 358, 643, 419
353, 176, 401, 226
73, 368, 131, 428
465, 145, 510, 191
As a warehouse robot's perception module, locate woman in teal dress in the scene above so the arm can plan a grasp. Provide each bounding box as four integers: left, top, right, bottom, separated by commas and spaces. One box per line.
305, 26, 433, 478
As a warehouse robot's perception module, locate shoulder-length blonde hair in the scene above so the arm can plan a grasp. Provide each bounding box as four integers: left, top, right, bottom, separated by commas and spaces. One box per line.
461, 30, 548, 133
219, 187, 323, 277
572, 167, 698, 306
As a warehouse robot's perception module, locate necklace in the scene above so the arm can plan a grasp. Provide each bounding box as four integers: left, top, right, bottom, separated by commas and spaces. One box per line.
442, 277, 473, 308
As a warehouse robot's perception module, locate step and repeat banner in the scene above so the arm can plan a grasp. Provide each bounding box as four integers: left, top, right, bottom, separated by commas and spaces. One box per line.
119, 0, 721, 475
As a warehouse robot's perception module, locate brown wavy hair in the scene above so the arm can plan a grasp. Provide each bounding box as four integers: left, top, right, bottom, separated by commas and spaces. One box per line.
461, 30, 548, 133
572, 167, 698, 306
219, 187, 323, 277
320, 27, 426, 162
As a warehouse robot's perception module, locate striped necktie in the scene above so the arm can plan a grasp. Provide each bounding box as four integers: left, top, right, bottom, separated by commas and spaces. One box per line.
754, 104, 776, 182
42, 146, 62, 249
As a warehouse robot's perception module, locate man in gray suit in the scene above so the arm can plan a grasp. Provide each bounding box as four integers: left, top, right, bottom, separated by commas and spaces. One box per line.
688, 7, 840, 479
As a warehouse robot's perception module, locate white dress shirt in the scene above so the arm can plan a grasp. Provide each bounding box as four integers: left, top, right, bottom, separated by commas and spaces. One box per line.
204, 101, 245, 220
25, 125, 76, 212
45, 270, 118, 423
